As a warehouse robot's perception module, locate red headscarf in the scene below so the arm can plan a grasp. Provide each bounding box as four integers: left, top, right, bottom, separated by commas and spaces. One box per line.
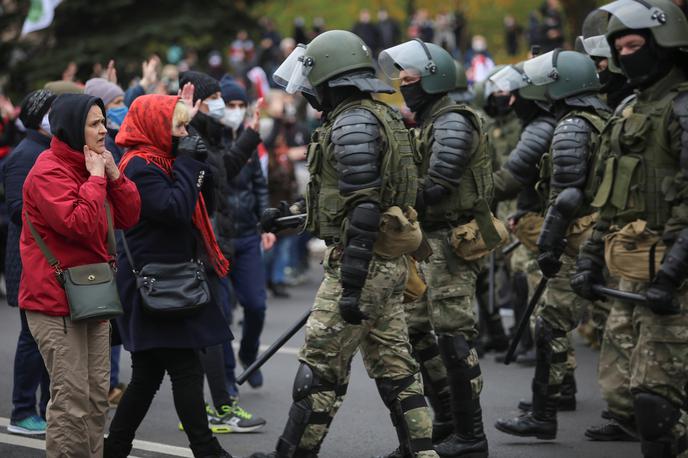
116, 95, 229, 277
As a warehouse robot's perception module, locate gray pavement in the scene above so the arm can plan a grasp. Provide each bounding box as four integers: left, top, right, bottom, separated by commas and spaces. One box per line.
0, 267, 641, 458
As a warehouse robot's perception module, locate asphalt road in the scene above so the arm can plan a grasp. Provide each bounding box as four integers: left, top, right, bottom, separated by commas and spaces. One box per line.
0, 265, 641, 458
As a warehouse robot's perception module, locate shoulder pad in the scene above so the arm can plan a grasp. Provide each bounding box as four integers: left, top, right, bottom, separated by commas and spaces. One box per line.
331, 107, 381, 146
428, 111, 475, 187
614, 94, 637, 118
331, 107, 382, 194
550, 116, 592, 190
564, 95, 611, 114
673, 91, 688, 172
504, 117, 555, 186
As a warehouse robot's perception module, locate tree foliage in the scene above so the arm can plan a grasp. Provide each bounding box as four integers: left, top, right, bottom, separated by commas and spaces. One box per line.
5, 0, 257, 95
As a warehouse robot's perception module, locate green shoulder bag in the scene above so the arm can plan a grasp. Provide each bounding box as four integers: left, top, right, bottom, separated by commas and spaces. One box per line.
25, 202, 123, 321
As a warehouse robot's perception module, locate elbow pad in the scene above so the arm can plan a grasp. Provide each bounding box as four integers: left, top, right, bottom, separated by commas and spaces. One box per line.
340, 203, 380, 291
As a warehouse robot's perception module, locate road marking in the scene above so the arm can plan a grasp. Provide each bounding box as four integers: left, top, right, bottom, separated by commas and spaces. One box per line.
233, 342, 301, 355
0, 417, 190, 457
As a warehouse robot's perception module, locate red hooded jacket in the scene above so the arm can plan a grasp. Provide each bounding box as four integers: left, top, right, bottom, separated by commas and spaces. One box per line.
19, 134, 141, 316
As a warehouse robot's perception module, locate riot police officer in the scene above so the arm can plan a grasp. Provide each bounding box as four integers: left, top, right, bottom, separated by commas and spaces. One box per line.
572, 1, 688, 456
251, 30, 438, 458
378, 39, 499, 458
492, 49, 611, 440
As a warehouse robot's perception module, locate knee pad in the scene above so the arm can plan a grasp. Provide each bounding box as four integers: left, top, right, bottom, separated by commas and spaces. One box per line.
437, 333, 471, 365
634, 392, 680, 440
292, 363, 346, 402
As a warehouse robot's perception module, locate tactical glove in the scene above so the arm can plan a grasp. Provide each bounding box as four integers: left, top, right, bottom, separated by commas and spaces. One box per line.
537, 251, 562, 278
646, 272, 681, 315
423, 181, 449, 206
177, 135, 209, 162
260, 208, 282, 233
339, 289, 368, 325
570, 256, 606, 302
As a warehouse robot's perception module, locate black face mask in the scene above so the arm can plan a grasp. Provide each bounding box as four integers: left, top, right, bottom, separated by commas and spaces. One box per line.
171, 135, 181, 156
485, 94, 512, 118
512, 95, 541, 123
618, 41, 674, 89
601, 71, 635, 109
303, 92, 324, 112
400, 81, 428, 113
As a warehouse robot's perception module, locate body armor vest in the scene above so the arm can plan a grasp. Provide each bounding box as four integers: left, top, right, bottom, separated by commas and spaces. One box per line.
592, 75, 688, 230
305, 98, 417, 240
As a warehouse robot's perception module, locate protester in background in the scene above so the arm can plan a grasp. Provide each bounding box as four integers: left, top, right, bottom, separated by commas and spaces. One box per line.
21, 93, 140, 457
376, 9, 401, 52
504, 15, 523, 56
352, 9, 380, 55
218, 75, 274, 395
539, 0, 564, 52
464, 35, 495, 84
3, 90, 55, 436
105, 94, 231, 457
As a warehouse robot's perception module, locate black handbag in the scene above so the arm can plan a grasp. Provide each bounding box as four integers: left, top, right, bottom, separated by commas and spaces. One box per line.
121, 233, 211, 317
26, 202, 123, 322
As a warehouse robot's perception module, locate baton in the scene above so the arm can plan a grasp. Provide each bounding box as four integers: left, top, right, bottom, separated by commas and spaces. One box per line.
502, 240, 522, 256
275, 214, 306, 226
504, 276, 548, 365
591, 284, 647, 304
237, 308, 311, 385
488, 251, 496, 315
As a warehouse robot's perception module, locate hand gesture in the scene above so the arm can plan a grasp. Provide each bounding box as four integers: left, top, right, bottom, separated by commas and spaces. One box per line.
140, 55, 161, 89
261, 232, 276, 251
105, 60, 118, 84
0, 95, 15, 119
102, 150, 120, 180
179, 82, 201, 118
84, 146, 106, 178
247, 97, 265, 132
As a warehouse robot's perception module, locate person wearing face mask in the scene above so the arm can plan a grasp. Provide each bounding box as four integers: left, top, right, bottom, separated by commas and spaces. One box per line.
487, 66, 558, 369
210, 75, 272, 419
104, 94, 232, 458
378, 39, 501, 458
571, 1, 688, 456
20, 93, 141, 457
175, 71, 266, 434
3, 89, 55, 437
85, 77, 128, 164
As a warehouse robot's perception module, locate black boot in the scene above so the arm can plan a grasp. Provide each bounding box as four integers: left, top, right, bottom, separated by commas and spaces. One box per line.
434, 335, 488, 458
103, 436, 133, 458
558, 372, 577, 411
190, 438, 233, 458
585, 422, 639, 442
495, 391, 557, 440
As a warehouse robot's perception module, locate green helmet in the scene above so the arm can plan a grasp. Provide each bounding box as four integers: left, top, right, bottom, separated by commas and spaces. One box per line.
378, 39, 456, 94
577, 9, 624, 74
519, 50, 601, 102
604, 0, 688, 54
453, 61, 468, 91
273, 30, 374, 94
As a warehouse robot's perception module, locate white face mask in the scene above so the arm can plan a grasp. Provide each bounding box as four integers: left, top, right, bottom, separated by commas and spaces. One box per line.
206, 98, 226, 120
221, 107, 246, 130
40, 112, 51, 135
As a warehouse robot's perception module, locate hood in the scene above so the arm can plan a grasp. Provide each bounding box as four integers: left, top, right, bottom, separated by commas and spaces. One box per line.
116, 94, 179, 156
49, 93, 105, 152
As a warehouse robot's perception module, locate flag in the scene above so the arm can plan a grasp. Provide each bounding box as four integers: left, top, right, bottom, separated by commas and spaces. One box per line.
21, 0, 63, 36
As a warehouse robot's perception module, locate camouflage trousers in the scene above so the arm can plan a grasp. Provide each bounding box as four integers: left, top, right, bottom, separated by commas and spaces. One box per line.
599, 277, 688, 444
404, 230, 482, 405
297, 246, 437, 457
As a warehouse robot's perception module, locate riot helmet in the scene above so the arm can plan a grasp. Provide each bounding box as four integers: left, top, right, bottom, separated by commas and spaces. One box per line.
378, 39, 457, 94
519, 50, 601, 102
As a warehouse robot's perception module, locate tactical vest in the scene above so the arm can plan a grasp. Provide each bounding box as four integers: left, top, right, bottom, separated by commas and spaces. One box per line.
591, 80, 688, 230
487, 111, 522, 171
414, 98, 500, 247
304, 98, 417, 240
537, 108, 609, 218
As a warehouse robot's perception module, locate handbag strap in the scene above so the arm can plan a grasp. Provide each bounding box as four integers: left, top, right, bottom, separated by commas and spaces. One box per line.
119, 231, 138, 275
26, 200, 116, 275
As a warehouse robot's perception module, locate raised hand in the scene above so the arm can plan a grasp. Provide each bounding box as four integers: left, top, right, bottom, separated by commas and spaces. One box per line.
105, 59, 118, 84
179, 82, 201, 118
102, 150, 121, 180
247, 97, 265, 131
84, 146, 106, 178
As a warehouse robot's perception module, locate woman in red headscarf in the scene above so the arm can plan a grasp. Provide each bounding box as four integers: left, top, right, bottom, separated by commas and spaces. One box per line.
104, 94, 233, 458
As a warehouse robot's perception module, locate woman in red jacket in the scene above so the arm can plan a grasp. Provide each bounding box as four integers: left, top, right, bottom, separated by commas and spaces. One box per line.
20, 93, 141, 458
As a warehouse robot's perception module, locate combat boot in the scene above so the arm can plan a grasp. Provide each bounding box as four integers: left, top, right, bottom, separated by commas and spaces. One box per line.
517, 372, 576, 412
585, 422, 638, 442
494, 392, 557, 440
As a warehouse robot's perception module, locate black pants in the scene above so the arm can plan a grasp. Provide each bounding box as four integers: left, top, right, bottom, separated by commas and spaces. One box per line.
105, 348, 223, 458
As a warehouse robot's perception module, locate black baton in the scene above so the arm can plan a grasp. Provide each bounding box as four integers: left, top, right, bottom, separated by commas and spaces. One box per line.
504, 276, 548, 365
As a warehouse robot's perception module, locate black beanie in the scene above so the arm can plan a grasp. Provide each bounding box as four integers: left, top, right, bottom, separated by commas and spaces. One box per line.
49, 93, 105, 152
179, 71, 221, 103
19, 90, 56, 130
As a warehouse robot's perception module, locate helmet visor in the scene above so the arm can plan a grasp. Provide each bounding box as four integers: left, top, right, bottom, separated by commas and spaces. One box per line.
378, 40, 436, 79
488, 65, 530, 94
523, 50, 560, 86
582, 35, 612, 58
600, 0, 669, 30
273, 45, 316, 95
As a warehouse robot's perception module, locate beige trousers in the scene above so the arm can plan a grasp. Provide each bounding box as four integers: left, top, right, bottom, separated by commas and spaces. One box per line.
26, 311, 110, 458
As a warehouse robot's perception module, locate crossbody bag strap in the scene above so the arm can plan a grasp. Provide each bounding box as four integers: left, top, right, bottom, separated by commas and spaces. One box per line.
119, 230, 138, 275
104, 201, 116, 258
24, 213, 62, 275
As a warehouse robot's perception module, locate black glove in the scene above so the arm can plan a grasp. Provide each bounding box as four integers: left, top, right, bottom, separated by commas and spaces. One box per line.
423, 181, 449, 206
570, 256, 606, 302
177, 135, 209, 162
537, 251, 562, 278
339, 289, 368, 325
646, 272, 681, 315
259, 208, 282, 233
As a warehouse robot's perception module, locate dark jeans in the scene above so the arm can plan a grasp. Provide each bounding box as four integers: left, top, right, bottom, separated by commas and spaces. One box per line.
110, 345, 121, 389
229, 234, 267, 364
11, 309, 49, 422
105, 348, 222, 457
